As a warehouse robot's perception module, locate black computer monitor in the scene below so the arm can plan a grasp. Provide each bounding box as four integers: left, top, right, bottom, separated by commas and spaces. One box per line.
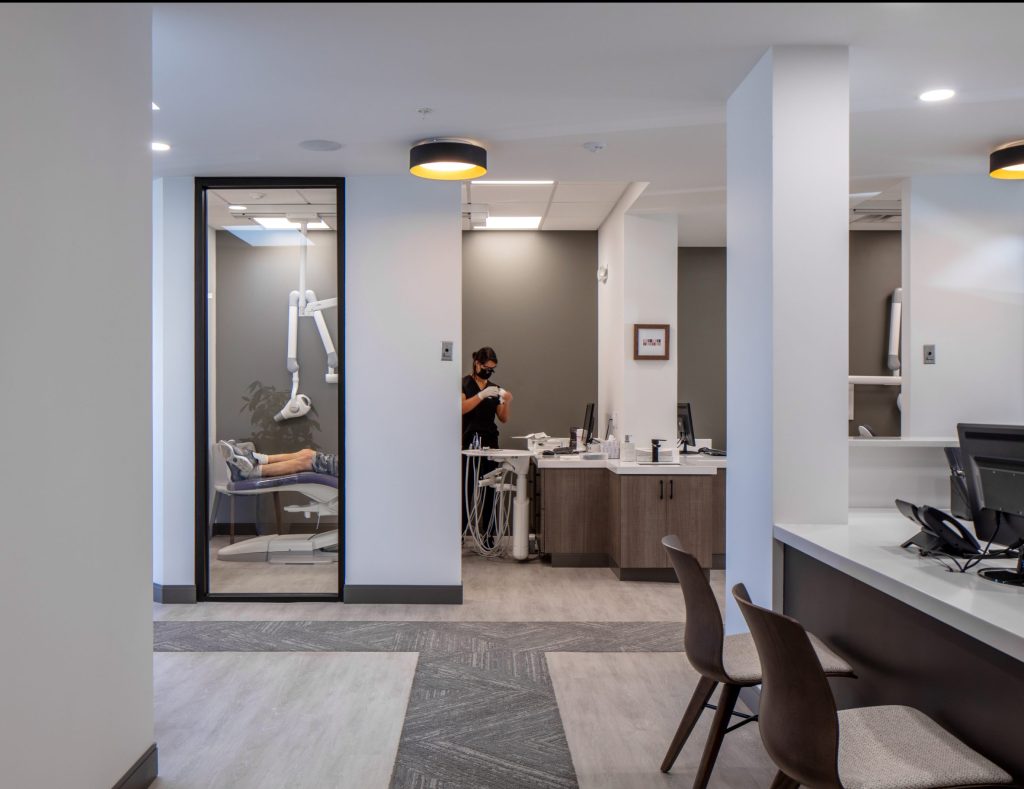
677, 403, 695, 454
583, 402, 595, 445
957, 423, 1024, 585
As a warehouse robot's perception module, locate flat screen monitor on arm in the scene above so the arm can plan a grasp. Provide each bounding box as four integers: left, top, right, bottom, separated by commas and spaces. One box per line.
677, 403, 695, 454
957, 423, 1024, 586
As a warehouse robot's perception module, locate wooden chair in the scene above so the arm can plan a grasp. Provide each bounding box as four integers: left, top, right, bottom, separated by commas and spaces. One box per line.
732, 583, 1017, 789
660, 535, 855, 788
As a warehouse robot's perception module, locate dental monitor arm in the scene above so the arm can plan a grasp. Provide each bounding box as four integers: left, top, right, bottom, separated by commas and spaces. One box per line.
274, 218, 339, 422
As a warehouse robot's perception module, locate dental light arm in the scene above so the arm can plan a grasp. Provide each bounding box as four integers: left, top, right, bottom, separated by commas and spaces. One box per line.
887, 287, 902, 373
275, 218, 340, 420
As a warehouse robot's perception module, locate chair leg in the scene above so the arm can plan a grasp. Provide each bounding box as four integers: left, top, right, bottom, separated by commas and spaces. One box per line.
272, 491, 284, 535
692, 681, 741, 789
661, 675, 718, 773
229, 495, 235, 545
769, 770, 799, 789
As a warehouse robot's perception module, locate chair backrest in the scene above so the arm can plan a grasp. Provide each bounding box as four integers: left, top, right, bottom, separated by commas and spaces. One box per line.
732, 584, 841, 788
662, 535, 726, 680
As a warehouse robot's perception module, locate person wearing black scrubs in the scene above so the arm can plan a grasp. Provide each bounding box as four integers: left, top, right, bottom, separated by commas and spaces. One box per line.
460, 347, 513, 542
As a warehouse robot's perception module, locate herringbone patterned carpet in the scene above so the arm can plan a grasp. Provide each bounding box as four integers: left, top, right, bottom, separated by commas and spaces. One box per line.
154, 621, 684, 788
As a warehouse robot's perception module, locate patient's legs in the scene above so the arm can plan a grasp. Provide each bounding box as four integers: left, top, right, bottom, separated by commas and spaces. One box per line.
259, 449, 315, 478
263, 448, 316, 465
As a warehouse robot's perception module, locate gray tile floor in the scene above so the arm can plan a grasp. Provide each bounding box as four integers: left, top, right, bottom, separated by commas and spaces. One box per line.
152, 558, 763, 788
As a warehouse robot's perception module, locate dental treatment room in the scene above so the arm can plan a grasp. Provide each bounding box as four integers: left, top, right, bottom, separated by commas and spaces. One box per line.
13, 5, 1024, 788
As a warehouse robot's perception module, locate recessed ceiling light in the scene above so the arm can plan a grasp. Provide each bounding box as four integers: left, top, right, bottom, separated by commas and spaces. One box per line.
919, 88, 955, 102
227, 205, 247, 211
151, 102, 160, 111
849, 191, 882, 199
299, 139, 344, 152
471, 180, 554, 185
151, 141, 170, 152
481, 216, 542, 230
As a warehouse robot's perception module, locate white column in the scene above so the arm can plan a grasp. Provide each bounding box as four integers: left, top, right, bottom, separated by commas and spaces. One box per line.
725, 47, 850, 632
0, 4, 155, 786
598, 185, 678, 447
152, 176, 196, 594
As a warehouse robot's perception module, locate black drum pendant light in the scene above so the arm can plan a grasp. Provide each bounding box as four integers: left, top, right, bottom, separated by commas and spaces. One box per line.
409, 138, 487, 180
989, 140, 1024, 179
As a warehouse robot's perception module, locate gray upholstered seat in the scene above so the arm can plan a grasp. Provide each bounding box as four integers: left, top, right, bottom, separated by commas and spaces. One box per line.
721, 631, 853, 684
836, 705, 1011, 789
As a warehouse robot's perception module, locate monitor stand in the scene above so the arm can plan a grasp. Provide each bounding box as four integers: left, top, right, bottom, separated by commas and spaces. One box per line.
979, 552, 1024, 586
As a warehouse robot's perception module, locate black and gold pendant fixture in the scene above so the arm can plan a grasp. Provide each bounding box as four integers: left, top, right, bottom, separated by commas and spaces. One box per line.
989, 140, 1024, 179
409, 138, 487, 181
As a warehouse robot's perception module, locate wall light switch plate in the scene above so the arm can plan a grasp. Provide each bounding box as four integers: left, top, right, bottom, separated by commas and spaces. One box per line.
923, 344, 936, 365
441, 341, 454, 361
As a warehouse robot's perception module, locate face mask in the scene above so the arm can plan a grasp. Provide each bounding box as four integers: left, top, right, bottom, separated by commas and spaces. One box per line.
477, 367, 495, 380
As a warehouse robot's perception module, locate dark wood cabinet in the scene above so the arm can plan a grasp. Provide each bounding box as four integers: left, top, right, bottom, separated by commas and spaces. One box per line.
538, 468, 608, 565
536, 465, 721, 579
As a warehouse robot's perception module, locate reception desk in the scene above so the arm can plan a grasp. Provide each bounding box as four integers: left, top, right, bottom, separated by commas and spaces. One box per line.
777, 511, 1024, 781
532, 455, 726, 580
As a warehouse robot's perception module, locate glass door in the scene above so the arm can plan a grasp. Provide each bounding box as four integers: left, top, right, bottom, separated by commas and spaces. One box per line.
196, 178, 344, 600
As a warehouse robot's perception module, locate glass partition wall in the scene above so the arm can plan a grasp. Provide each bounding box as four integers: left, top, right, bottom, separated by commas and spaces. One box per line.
196, 178, 344, 600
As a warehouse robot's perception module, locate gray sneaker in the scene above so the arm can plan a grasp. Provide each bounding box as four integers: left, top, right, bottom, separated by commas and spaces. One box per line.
217, 440, 256, 481
227, 439, 258, 466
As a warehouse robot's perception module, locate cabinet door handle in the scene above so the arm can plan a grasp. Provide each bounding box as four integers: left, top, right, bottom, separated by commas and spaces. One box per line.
670, 479, 674, 499
659, 480, 664, 500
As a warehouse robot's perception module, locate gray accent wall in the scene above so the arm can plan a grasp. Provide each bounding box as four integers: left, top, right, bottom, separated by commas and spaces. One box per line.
678, 248, 727, 450
849, 230, 902, 436
215, 230, 340, 454
462, 231, 598, 443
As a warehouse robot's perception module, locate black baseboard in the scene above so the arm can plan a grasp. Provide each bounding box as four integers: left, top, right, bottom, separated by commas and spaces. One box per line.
112, 743, 157, 789
153, 583, 197, 604
611, 566, 678, 582
549, 553, 610, 567
343, 584, 463, 604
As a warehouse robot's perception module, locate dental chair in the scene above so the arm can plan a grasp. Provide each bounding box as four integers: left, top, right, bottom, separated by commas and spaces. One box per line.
216, 468, 340, 564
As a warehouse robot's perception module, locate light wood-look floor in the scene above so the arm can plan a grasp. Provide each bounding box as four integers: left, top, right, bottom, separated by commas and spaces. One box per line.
156, 553, 717, 622
151, 651, 417, 789
548, 652, 774, 789
207, 535, 339, 595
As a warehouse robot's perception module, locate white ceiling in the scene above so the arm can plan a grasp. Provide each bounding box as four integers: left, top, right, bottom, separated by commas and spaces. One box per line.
153, 3, 1024, 245
462, 181, 628, 231
207, 188, 338, 230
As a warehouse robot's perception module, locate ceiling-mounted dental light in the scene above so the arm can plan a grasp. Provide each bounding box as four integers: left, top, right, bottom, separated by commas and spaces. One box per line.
989, 140, 1024, 179
409, 138, 487, 181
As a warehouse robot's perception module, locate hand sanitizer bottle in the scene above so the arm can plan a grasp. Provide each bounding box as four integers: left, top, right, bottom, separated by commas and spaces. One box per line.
621, 434, 636, 463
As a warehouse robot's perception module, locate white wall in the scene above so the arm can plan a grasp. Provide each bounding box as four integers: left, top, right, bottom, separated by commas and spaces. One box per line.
153, 176, 196, 590
345, 177, 463, 588
902, 175, 1024, 436
0, 5, 155, 786
725, 47, 849, 632
622, 213, 680, 447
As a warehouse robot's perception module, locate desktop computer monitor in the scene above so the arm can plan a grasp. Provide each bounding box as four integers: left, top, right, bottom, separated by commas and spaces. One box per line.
677, 403, 695, 454
957, 423, 1024, 585
583, 402, 595, 445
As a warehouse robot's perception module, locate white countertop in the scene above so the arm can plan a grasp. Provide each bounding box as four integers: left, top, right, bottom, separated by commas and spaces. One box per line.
775, 510, 1024, 661
849, 437, 957, 448
534, 455, 723, 475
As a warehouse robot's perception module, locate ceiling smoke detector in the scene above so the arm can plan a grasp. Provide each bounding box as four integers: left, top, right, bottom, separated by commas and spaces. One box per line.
582, 141, 606, 153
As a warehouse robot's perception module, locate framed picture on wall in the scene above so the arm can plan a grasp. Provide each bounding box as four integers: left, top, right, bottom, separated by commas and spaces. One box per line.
633, 324, 670, 360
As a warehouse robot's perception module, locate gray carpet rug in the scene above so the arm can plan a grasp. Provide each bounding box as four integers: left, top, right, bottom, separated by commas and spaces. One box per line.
155, 621, 685, 789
